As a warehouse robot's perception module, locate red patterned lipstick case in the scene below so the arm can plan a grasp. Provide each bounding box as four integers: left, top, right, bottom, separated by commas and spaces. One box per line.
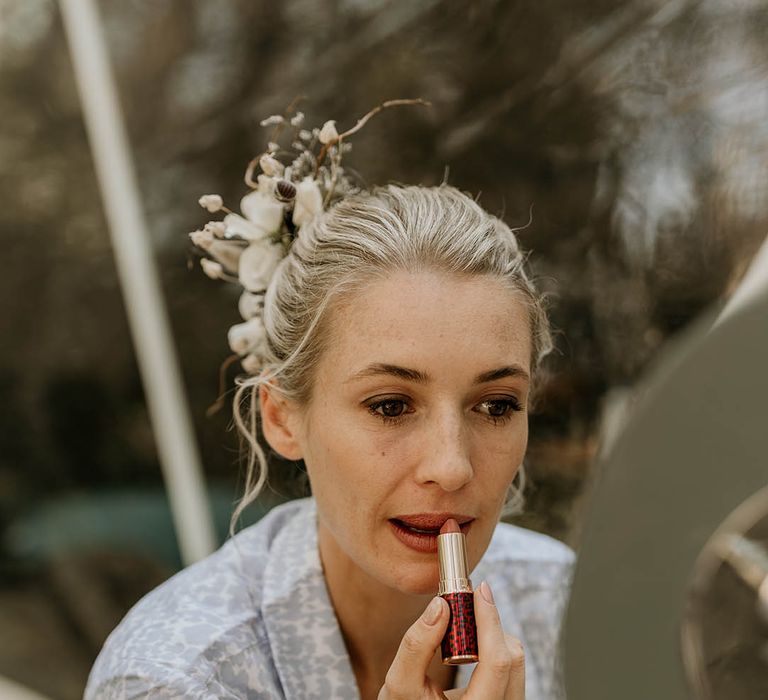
437, 529, 479, 664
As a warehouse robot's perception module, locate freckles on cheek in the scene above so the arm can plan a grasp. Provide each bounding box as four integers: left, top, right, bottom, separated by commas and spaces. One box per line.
479, 437, 527, 478
479, 435, 520, 458
378, 434, 413, 464
364, 441, 407, 477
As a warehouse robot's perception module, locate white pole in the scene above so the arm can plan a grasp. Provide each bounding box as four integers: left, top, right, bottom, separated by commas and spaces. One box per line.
0, 676, 52, 700
58, 0, 216, 564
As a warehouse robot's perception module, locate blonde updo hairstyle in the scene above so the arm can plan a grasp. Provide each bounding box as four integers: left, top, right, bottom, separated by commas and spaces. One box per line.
230, 184, 552, 534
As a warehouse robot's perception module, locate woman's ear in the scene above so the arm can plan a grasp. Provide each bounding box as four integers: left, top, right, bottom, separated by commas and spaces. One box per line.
259, 380, 304, 461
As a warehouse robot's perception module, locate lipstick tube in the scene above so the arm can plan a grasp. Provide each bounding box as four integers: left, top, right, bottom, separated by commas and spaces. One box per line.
437, 527, 479, 664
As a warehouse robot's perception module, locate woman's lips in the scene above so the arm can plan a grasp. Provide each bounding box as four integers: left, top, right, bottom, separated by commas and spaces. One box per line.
390, 513, 475, 529
389, 517, 473, 554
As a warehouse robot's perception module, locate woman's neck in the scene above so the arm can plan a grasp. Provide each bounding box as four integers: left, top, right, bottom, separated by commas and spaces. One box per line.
317, 525, 457, 698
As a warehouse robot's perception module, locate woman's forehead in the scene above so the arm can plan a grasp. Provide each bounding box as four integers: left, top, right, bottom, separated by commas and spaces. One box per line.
323, 271, 532, 378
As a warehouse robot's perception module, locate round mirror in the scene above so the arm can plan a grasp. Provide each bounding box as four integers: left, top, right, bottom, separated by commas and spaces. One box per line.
682, 486, 768, 700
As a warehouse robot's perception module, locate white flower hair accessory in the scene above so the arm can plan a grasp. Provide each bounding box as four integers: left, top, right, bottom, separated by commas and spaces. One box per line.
189, 99, 430, 404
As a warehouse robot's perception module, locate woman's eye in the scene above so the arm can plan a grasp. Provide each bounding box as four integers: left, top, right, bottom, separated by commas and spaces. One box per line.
476, 398, 523, 424
367, 398, 410, 424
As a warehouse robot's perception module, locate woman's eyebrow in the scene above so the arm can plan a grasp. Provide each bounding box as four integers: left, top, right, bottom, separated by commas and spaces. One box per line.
345, 363, 530, 385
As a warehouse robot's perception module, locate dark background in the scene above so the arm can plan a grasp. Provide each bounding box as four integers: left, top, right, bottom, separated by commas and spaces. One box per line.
1, 0, 766, 696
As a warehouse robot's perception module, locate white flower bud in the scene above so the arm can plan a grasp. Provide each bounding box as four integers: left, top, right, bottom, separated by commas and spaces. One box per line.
223, 213, 262, 241
190, 229, 214, 249
259, 115, 284, 127
290, 111, 305, 126
198, 194, 223, 212
240, 354, 262, 374
200, 258, 223, 279
238, 241, 284, 292
292, 177, 323, 228
267, 141, 279, 153
204, 221, 227, 237
259, 154, 284, 177
299, 129, 312, 141
208, 239, 244, 273
238, 291, 263, 320
319, 120, 339, 145
227, 317, 267, 356
256, 174, 275, 194
240, 191, 284, 236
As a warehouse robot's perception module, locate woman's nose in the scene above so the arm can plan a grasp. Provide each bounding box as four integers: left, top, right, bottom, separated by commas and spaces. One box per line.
414, 408, 474, 492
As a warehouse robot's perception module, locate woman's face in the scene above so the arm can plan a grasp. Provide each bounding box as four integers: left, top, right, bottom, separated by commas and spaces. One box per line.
284, 270, 532, 596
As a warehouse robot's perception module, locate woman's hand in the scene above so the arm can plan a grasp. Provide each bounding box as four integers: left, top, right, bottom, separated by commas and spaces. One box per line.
378, 581, 525, 699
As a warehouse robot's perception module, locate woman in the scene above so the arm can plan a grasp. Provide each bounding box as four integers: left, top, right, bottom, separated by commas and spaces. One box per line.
85, 184, 575, 699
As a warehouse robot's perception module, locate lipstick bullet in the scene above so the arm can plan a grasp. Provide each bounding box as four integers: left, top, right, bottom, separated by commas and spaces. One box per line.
437, 518, 479, 664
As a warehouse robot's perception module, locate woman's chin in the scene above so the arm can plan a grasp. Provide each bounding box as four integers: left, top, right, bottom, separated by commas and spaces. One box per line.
386, 566, 440, 597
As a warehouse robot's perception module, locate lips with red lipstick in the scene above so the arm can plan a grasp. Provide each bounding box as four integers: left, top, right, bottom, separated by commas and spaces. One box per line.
388, 513, 474, 553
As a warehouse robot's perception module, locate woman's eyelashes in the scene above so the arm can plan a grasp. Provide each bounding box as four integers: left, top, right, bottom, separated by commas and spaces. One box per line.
364, 396, 524, 427
366, 398, 410, 425
478, 397, 523, 424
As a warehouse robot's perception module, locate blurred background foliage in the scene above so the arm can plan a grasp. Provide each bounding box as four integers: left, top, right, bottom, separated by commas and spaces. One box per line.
1, 0, 767, 697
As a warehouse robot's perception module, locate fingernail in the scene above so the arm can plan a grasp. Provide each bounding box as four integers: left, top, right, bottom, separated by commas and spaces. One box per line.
479, 580, 495, 605
423, 596, 443, 625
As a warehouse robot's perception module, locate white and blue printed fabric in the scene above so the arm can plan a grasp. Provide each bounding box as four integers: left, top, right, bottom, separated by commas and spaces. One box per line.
85, 497, 575, 699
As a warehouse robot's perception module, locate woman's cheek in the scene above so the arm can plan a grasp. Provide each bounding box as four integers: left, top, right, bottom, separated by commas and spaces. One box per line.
366, 423, 414, 456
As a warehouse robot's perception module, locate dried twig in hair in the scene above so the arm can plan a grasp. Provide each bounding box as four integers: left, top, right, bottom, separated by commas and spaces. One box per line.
314, 98, 432, 177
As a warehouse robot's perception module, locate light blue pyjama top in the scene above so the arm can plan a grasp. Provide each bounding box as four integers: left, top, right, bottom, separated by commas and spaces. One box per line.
85, 497, 575, 699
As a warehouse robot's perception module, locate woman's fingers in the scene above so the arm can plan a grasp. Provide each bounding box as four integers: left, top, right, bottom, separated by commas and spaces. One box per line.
379, 596, 449, 699
465, 581, 525, 699
381, 585, 524, 700
502, 633, 525, 698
